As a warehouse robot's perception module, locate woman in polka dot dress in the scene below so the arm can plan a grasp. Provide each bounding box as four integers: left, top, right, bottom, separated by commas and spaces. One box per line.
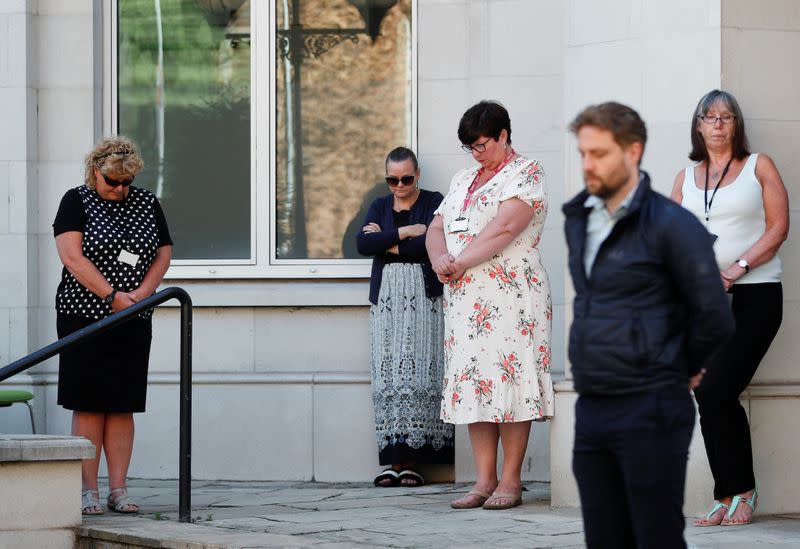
53, 136, 173, 515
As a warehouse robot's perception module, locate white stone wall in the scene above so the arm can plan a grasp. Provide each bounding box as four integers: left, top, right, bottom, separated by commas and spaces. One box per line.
721, 0, 800, 514
0, 0, 39, 431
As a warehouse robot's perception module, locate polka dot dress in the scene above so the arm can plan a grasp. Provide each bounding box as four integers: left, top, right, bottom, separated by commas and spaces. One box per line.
52, 184, 171, 413
55, 185, 162, 320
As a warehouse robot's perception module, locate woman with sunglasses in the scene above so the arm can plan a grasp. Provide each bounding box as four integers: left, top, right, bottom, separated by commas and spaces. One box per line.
427, 100, 554, 510
671, 90, 789, 526
357, 146, 454, 487
52, 136, 173, 515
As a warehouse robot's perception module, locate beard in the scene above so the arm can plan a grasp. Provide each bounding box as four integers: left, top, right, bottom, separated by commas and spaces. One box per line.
584, 163, 631, 198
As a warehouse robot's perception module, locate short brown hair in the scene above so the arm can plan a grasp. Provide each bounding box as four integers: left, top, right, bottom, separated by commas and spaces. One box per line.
570, 102, 647, 150
84, 135, 144, 189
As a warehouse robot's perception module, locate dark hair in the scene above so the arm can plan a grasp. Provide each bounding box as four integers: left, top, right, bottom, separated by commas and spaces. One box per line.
689, 89, 750, 162
385, 146, 419, 171
457, 100, 512, 146
569, 102, 648, 154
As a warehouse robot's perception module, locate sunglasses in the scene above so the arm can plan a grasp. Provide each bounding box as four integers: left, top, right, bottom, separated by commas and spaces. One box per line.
385, 175, 415, 187
102, 173, 135, 187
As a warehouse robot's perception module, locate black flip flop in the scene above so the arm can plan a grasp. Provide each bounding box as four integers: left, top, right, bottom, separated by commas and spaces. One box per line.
397, 469, 425, 486
373, 468, 400, 487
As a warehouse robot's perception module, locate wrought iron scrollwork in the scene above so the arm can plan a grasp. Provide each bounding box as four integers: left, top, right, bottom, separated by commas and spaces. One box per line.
277, 30, 361, 60
304, 32, 360, 58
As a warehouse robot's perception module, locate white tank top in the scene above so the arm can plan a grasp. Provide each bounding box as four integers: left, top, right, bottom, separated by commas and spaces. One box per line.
681, 153, 781, 284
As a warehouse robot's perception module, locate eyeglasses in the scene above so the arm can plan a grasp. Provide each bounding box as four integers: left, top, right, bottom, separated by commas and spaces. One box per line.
698, 114, 736, 125
461, 137, 493, 153
102, 173, 134, 187
385, 175, 415, 187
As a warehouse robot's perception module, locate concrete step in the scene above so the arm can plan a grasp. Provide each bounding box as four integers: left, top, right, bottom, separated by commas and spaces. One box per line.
0, 434, 95, 549
76, 516, 377, 548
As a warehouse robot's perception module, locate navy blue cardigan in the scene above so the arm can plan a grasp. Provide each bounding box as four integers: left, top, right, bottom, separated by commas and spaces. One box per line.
356, 189, 444, 305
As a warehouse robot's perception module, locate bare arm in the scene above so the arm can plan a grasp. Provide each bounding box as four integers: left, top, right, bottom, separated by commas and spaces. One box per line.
721, 154, 790, 285
55, 231, 135, 312
130, 245, 173, 302
425, 215, 456, 276
450, 198, 534, 277
670, 169, 686, 203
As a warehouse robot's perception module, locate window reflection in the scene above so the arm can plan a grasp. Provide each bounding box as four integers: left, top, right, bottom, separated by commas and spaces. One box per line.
275, 0, 413, 259
118, 0, 251, 260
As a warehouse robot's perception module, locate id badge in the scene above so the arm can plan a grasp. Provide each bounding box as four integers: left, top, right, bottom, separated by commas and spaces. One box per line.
449, 217, 469, 233
118, 249, 140, 267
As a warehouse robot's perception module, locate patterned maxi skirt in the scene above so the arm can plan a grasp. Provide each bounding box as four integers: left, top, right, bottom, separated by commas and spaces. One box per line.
370, 263, 455, 465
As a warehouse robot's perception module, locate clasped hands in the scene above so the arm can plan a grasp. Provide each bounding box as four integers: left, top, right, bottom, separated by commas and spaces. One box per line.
433, 253, 465, 283
110, 288, 148, 313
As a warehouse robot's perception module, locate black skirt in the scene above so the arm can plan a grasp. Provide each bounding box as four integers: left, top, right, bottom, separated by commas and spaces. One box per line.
57, 313, 153, 413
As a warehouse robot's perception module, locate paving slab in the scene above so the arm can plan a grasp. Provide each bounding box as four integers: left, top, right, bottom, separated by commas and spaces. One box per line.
77, 480, 800, 548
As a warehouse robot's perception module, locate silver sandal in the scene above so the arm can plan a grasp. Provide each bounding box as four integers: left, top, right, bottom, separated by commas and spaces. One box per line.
107, 487, 140, 513
81, 489, 104, 515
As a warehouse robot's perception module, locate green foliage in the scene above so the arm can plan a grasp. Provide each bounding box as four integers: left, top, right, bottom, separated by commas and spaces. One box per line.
118, 0, 232, 107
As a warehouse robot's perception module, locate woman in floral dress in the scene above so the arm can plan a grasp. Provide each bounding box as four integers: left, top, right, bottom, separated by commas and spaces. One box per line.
426, 101, 554, 510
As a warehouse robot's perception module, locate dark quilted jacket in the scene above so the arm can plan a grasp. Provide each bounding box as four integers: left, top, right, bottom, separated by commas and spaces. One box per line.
563, 173, 735, 396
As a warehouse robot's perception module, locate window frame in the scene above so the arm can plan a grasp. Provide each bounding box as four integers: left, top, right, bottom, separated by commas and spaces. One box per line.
104, 0, 418, 279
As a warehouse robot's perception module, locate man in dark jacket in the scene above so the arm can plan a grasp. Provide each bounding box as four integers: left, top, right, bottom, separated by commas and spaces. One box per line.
564, 102, 735, 549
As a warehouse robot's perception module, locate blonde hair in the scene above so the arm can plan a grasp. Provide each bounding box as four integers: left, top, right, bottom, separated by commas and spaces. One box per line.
83, 136, 144, 189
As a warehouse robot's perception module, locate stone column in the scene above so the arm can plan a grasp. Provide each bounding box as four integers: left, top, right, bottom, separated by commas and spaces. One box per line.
720, 0, 800, 514
0, 1, 39, 432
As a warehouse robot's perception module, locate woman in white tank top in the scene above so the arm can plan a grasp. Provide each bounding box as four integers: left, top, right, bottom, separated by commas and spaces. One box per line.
671, 90, 789, 527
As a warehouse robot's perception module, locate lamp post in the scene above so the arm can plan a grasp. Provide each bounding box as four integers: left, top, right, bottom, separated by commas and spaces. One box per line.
276, 0, 397, 259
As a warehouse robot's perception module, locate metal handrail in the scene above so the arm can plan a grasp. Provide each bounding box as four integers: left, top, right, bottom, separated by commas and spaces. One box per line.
0, 287, 193, 522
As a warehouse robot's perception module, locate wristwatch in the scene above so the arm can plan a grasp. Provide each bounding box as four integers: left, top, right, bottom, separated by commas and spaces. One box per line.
103, 289, 117, 305
736, 259, 750, 273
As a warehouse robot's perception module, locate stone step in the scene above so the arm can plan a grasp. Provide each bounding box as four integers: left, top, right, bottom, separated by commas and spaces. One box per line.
76, 516, 377, 548
0, 434, 95, 549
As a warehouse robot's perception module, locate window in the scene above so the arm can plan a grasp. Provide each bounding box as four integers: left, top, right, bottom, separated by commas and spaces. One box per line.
108, 0, 416, 278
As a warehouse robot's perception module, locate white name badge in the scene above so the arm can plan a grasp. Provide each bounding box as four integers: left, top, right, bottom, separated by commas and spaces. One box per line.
118, 249, 140, 267
449, 217, 469, 233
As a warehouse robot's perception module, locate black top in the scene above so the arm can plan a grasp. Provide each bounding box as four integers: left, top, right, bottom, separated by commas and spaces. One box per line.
384, 210, 416, 265
356, 189, 444, 305
53, 185, 173, 320
562, 173, 735, 396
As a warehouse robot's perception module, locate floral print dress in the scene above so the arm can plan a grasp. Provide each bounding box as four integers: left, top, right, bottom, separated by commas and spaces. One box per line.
435, 157, 554, 424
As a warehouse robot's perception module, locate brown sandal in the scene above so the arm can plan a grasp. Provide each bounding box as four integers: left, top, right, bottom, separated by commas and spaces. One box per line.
450, 489, 491, 509
482, 490, 523, 510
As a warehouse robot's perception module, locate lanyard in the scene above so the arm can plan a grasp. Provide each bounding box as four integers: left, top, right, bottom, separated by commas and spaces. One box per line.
704, 158, 732, 225
460, 149, 516, 213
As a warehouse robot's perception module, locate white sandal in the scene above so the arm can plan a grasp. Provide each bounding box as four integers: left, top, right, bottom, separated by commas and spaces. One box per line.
107, 487, 139, 513
81, 489, 104, 515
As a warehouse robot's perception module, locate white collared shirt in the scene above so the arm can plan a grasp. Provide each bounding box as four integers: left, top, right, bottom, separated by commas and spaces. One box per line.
583, 180, 640, 276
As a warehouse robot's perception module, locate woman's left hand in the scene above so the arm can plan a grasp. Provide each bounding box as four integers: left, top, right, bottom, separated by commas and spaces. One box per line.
111, 292, 136, 313
720, 265, 744, 291
128, 288, 150, 303
437, 258, 465, 283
